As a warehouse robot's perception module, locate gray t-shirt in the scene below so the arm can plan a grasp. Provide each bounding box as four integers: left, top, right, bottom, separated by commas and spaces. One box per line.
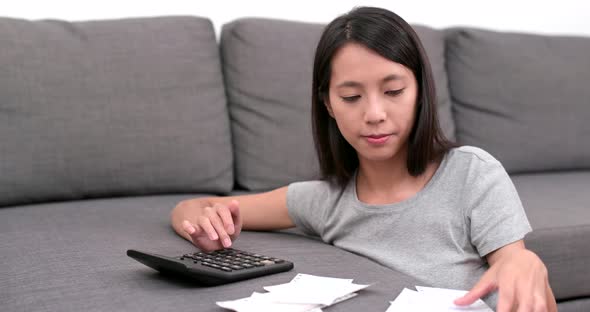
286, 146, 532, 307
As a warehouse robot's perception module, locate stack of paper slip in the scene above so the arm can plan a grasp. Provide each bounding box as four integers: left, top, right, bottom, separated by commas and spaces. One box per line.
386, 286, 493, 311
216, 273, 371, 312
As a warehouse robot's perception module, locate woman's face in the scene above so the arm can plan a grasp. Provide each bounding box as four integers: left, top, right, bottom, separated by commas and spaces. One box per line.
326, 42, 418, 163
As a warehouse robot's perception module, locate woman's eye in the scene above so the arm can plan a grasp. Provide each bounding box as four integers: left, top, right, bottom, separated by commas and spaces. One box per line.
385, 89, 404, 96
341, 95, 360, 103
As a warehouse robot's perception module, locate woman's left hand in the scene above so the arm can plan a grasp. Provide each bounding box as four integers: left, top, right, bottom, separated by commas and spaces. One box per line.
454, 241, 557, 312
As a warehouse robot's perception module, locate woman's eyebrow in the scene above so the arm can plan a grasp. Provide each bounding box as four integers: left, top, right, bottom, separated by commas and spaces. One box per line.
335, 74, 405, 89
336, 80, 362, 88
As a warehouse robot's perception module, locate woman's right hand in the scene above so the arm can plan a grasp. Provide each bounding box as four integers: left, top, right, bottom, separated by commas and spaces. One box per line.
180, 200, 242, 252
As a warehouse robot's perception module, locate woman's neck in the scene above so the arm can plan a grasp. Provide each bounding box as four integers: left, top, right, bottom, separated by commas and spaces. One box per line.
356, 145, 438, 205
357, 148, 409, 192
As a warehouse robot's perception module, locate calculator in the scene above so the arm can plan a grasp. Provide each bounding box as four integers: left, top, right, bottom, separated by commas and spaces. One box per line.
127, 248, 294, 286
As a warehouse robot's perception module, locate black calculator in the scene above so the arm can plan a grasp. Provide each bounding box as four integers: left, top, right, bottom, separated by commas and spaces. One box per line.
127, 248, 294, 286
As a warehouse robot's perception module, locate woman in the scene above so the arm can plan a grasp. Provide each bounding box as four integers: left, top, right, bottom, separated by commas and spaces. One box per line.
171, 7, 556, 311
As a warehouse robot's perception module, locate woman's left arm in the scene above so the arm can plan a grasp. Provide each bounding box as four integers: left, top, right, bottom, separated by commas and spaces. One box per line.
454, 240, 557, 312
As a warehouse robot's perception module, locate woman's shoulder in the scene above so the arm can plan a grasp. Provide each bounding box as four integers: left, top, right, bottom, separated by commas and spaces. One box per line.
446, 145, 502, 167
436, 147, 514, 204
287, 178, 352, 206
439, 145, 507, 182
286, 179, 347, 215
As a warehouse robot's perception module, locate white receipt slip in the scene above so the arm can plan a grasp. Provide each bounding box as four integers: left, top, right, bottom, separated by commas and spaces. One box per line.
216, 273, 371, 312
386, 286, 493, 312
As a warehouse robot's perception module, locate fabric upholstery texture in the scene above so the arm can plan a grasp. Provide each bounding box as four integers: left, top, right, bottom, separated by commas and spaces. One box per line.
0, 16, 233, 208
0, 195, 422, 312
513, 171, 590, 300
220, 18, 455, 191
557, 297, 590, 312
446, 28, 590, 173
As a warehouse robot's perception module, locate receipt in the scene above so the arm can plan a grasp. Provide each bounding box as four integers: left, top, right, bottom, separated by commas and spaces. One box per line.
386, 286, 493, 312
216, 274, 370, 312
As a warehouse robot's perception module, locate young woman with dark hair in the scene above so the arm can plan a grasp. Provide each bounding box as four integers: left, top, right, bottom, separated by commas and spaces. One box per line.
170, 7, 556, 311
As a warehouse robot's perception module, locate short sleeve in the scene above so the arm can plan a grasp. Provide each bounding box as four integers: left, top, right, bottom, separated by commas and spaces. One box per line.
286, 180, 332, 238
466, 158, 533, 257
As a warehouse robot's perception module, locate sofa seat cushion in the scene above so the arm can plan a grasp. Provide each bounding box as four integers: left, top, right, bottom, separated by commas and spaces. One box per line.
0, 195, 422, 311
513, 171, 590, 300
0, 16, 233, 208
558, 297, 590, 312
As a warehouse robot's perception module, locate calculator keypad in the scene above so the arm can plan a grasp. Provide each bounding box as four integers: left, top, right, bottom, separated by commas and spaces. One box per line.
179, 248, 285, 272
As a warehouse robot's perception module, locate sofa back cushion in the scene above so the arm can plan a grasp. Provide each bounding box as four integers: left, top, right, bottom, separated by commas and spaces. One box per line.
220, 18, 454, 191
0, 16, 233, 207
446, 28, 590, 173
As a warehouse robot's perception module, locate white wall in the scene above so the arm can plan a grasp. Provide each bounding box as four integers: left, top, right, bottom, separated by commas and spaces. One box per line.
3, 0, 590, 38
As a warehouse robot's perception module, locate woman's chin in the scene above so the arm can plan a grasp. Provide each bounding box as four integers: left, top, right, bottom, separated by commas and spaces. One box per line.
358, 150, 397, 162
356, 143, 407, 163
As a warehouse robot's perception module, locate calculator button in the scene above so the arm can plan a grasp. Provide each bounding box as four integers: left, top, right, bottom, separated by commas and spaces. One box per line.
177, 248, 289, 275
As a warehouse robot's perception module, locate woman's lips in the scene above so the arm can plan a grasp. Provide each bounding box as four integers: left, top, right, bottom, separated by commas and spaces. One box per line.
364, 134, 391, 145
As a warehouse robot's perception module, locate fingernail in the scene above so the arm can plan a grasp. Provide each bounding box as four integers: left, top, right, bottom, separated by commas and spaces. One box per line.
223, 238, 232, 247
183, 221, 195, 234
211, 233, 218, 240
227, 224, 235, 235
186, 226, 195, 234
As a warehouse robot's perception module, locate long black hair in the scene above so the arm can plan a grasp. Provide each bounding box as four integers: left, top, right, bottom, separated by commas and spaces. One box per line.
312, 6, 456, 187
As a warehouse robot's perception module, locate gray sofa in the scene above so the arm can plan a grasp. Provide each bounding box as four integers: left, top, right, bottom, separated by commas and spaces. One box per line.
0, 15, 588, 311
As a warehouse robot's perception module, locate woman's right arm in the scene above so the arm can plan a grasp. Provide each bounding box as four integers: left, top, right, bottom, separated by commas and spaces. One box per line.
170, 186, 294, 251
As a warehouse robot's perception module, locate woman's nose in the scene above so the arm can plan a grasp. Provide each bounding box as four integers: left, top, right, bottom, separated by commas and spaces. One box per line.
364, 96, 386, 124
